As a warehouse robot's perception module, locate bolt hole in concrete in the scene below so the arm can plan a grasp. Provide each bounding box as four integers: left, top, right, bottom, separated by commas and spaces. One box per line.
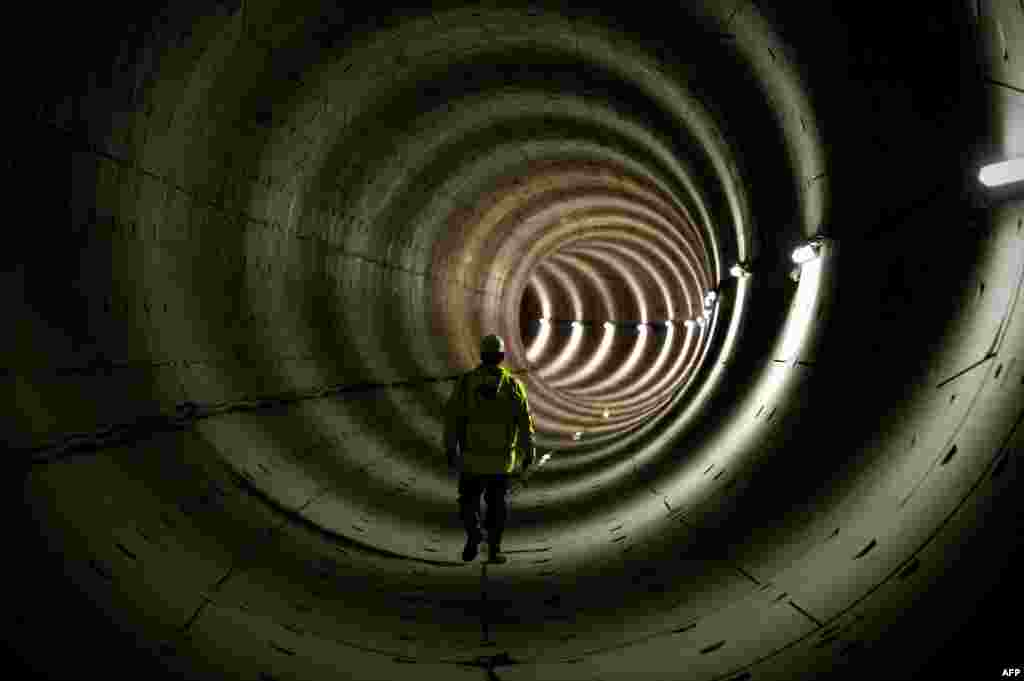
700, 640, 727, 654
898, 557, 921, 580
992, 452, 1011, 478
854, 539, 878, 559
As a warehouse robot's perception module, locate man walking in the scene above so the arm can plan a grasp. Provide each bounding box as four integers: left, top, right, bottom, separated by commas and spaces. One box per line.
444, 334, 536, 564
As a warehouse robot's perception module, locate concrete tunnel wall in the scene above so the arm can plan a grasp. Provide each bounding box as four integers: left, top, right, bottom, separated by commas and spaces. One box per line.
5, 1, 1024, 680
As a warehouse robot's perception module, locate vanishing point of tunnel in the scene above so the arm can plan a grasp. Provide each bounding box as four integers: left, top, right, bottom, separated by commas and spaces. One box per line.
7, 2, 1024, 680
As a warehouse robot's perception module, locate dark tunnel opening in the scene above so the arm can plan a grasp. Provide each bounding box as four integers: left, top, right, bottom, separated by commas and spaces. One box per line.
518, 283, 543, 348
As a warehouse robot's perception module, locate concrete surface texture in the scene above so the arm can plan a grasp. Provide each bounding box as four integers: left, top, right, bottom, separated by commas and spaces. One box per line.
6, 1, 1024, 680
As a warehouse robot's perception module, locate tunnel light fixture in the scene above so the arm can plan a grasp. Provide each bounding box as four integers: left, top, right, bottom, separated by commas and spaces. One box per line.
979, 158, 1024, 188
791, 243, 817, 264
684, 319, 695, 329
792, 237, 825, 265
603, 408, 611, 419
697, 317, 706, 328
730, 262, 752, 278
573, 431, 583, 441
571, 321, 582, 329
604, 321, 615, 330
703, 290, 718, 309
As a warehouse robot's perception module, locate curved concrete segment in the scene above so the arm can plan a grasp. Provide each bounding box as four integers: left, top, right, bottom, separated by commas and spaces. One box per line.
8, 2, 1024, 681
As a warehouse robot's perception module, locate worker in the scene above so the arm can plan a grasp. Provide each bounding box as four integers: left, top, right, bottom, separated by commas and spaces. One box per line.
444, 334, 536, 564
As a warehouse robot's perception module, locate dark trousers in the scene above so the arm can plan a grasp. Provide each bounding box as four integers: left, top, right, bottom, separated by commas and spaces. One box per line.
458, 473, 509, 549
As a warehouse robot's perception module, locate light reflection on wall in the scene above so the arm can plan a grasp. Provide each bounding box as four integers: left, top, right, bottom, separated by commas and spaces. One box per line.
538, 322, 585, 378
777, 251, 824, 361
554, 322, 617, 386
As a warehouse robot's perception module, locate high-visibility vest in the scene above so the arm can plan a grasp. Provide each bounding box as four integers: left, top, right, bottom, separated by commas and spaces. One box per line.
458, 366, 527, 474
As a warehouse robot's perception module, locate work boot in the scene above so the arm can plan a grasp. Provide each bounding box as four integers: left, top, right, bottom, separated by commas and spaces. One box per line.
462, 532, 481, 562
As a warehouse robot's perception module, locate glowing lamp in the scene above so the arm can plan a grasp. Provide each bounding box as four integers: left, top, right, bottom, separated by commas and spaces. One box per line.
792, 238, 825, 264
730, 263, 751, 278
979, 158, 1024, 188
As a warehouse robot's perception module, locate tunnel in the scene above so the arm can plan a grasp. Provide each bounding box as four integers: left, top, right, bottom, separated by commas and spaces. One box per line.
8, 1, 1024, 680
